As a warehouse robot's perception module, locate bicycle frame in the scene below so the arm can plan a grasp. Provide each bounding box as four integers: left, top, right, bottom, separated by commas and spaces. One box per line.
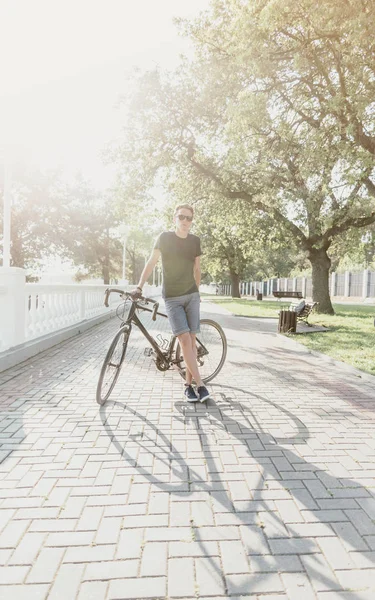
123, 300, 182, 370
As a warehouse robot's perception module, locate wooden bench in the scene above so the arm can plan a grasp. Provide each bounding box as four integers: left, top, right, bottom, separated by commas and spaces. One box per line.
273, 291, 303, 299
290, 301, 319, 326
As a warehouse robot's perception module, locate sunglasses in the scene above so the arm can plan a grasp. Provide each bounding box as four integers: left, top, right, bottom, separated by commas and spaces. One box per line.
177, 214, 193, 222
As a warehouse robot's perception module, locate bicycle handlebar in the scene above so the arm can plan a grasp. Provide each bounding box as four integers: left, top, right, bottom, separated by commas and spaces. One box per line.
104, 288, 159, 321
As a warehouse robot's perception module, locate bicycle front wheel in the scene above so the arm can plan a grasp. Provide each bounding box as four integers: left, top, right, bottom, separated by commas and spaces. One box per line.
96, 326, 130, 405
176, 319, 227, 384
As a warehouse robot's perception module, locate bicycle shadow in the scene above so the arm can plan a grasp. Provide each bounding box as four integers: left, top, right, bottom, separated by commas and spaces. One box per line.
100, 385, 375, 597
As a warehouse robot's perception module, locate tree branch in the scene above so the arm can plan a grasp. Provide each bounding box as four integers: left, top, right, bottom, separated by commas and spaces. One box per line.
186, 147, 307, 245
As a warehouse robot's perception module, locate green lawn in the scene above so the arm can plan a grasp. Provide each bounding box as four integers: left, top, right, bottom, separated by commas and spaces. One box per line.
212, 298, 375, 376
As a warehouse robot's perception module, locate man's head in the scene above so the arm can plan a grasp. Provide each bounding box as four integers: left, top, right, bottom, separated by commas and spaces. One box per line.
174, 204, 194, 235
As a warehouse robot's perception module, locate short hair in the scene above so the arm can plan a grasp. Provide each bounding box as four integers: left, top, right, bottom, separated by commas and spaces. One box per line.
174, 204, 194, 217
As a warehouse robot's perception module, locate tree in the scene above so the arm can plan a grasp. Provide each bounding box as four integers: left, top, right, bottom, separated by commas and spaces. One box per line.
62, 180, 123, 285
125, 229, 155, 284
113, 0, 375, 313
194, 196, 298, 296
0, 166, 67, 277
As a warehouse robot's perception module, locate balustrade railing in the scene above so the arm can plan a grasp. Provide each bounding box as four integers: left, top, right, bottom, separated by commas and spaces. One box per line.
0, 269, 160, 354
24, 284, 123, 342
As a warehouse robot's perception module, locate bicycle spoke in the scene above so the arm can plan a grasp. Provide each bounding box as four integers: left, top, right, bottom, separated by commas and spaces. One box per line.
175, 319, 227, 384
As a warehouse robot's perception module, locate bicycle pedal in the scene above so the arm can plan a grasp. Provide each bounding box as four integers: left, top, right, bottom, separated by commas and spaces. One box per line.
144, 348, 153, 357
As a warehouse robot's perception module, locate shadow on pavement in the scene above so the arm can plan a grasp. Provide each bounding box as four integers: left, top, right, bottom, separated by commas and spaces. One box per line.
100, 386, 375, 598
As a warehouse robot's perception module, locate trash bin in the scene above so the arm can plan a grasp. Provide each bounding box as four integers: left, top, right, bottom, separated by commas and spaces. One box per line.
256, 292, 263, 301
278, 310, 297, 333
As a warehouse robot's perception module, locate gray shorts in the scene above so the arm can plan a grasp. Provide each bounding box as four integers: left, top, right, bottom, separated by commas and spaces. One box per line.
164, 292, 200, 336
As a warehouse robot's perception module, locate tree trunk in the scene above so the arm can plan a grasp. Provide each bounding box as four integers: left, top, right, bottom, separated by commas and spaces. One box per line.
10, 232, 24, 268
308, 247, 334, 314
230, 271, 241, 298
102, 229, 110, 285
102, 263, 110, 285
131, 254, 136, 284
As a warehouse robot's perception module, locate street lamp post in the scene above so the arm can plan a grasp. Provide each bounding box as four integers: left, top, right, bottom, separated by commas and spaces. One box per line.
2, 162, 12, 267
118, 224, 130, 286
122, 236, 127, 284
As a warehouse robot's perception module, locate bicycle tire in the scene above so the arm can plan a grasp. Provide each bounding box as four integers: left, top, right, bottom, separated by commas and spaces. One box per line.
175, 318, 227, 384
96, 326, 130, 405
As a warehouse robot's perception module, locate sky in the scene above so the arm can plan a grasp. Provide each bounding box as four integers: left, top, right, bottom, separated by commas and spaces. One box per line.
0, 0, 211, 190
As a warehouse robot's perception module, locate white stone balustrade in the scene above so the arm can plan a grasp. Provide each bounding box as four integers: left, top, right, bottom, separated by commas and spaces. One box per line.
24, 284, 122, 342
0, 267, 159, 355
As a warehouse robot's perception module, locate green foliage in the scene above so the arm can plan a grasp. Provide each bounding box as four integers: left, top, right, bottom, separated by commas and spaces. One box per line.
60, 178, 123, 284
0, 166, 68, 273
112, 0, 375, 313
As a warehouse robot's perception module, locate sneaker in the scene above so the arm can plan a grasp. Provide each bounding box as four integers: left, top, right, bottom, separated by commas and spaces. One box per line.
197, 385, 212, 403
184, 385, 199, 402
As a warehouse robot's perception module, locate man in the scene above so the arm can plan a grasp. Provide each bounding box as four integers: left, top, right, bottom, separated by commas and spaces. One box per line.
133, 204, 211, 403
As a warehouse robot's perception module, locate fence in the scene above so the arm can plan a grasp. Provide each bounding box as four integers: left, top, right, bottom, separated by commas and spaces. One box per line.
218, 268, 375, 300
0, 267, 160, 355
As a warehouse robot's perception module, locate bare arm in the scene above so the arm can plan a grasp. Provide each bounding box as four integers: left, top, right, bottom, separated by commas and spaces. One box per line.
136, 249, 161, 290
194, 256, 201, 288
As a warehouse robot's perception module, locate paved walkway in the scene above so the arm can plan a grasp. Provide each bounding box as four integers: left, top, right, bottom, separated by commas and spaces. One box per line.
1, 300, 375, 600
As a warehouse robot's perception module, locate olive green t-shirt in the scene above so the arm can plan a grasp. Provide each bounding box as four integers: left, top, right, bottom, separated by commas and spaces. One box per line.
154, 231, 202, 298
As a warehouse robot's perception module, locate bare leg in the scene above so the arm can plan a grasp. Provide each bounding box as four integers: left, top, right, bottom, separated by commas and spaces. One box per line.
178, 332, 203, 388
185, 334, 197, 385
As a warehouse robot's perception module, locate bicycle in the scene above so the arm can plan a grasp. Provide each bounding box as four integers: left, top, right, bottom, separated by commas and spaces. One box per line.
96, 288, 227, 405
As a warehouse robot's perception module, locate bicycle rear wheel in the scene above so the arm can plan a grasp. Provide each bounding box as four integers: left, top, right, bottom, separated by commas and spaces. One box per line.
96, 326, 130, 405
176, 318, 227, 384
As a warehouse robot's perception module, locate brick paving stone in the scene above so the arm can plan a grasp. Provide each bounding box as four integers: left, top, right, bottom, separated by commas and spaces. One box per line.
116, 528, 144, 559
169, 540, 219, 557
345, 550, 375, 569
240, 525, 269, 555
168, 557, 195, 597
317, 537, 355, 570
48, 563, 85, 600
269, 537, 320, 554
300, 553, 341, 593
275, 499, 305, 523
0, 584, 50, 599
9, 532, 45, 565
64, 545, 116, 563
281, 572, 316, 600
257, 596, 288, 600
220, 540, 249, 574
191, 500, 215, 526
141, 542, 167, 576
0, 520, 31, 550
0, 549, 13, 566
344, 508, 375, 536
226, 572, 284, 595
76, 507, 103, 531
335, 568, 375, 591
331, 521, 370, 551
84, 560, 139, 580
251, 554, 304, 573
77, 581, 108, 600
316, 593, 374, 599
196, 556, 226, 595
95, 517, 122, 545
109, 576, 166, 599
0, 565, 29, 584
0, 510, 16, 533
26, 547, 64, 583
